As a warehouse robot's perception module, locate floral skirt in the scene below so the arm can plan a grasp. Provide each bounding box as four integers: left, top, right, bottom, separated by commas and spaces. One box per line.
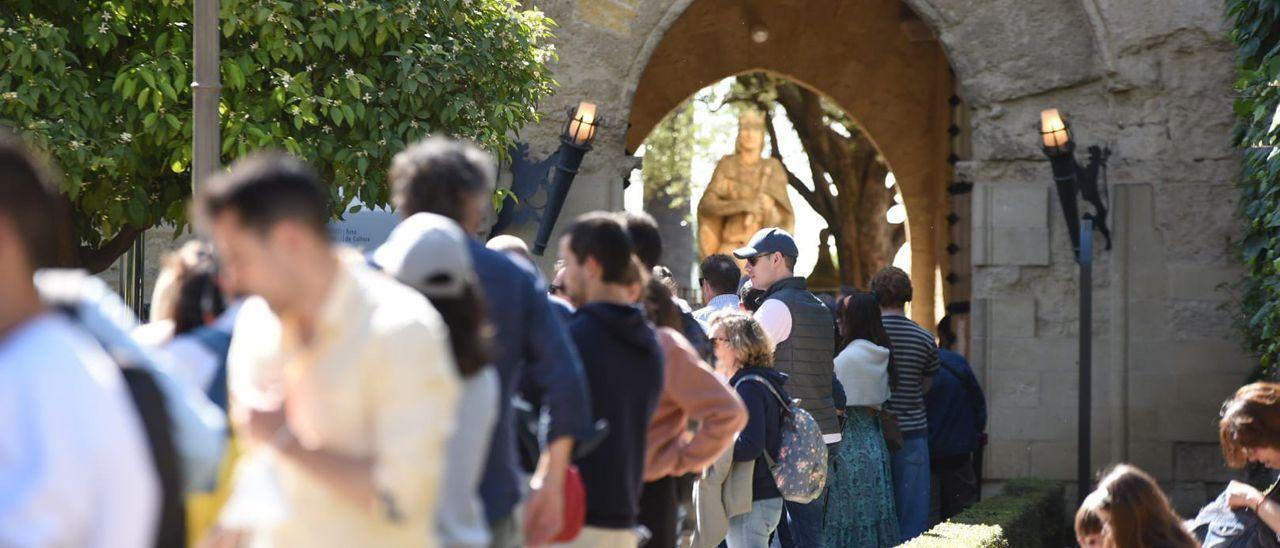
823, 408, 901, 548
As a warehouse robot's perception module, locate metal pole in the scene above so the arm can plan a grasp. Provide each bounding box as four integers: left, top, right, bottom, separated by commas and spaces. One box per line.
192, 0, 221, 193
1078, 217, 1094, 506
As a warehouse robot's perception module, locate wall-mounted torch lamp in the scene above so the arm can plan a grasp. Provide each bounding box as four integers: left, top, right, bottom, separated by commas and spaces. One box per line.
531, 102, 600, 255
1039, 107, 1111, 509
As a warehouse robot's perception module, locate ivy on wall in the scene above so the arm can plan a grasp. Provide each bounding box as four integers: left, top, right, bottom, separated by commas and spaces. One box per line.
1230, 0, 1280, 374
0, 0, 556, 271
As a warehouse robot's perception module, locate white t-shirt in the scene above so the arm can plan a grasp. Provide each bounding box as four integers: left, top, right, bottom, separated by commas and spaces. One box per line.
0, 313, 161, 548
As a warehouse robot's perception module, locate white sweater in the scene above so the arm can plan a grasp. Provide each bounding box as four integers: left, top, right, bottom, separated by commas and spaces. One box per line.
834, 339, 892, 407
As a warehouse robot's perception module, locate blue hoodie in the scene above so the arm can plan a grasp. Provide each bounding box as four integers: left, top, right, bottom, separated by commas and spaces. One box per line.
730, 366, 790, 501
570, 302, 665, 529
925, 349, 987, 459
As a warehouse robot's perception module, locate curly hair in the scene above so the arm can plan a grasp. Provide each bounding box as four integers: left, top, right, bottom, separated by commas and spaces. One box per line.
708, 311, 773, 368
869, 266, 913, 308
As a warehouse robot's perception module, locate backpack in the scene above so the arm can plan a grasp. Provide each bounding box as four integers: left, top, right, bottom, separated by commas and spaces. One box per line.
53, 307, 187, 548
1188, 483, 1280, 548
734, 374, 828, 503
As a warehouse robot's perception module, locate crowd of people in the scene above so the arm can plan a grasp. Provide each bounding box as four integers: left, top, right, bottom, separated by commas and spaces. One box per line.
0, 127, 995, 548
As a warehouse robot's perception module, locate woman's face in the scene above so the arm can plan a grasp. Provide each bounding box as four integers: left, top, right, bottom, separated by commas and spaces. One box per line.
1246, 445, 1280, 468
710, 326, 737, 372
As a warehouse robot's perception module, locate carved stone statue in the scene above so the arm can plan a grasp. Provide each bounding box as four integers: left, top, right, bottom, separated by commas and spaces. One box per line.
697, 111, 795, 259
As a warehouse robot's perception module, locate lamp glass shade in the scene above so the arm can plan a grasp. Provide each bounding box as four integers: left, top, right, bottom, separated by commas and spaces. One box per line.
567, 102, 597, 145
1040, 108, 1071, 149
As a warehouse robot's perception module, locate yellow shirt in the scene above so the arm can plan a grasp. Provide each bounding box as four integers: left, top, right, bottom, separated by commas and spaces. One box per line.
227, 260, 459, 547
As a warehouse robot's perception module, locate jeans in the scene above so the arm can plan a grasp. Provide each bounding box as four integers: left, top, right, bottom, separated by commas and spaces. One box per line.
891, 434, 931, 542
726, 498, 784, 548
776, 443, 837, 548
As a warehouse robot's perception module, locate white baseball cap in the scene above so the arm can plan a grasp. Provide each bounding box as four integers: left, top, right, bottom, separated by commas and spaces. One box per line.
373, 212, 474, 299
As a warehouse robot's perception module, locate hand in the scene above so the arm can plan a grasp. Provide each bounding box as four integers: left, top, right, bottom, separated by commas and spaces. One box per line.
244, 404, 288, 446
1227, 480, 1265, 510
523, 479, 565, 546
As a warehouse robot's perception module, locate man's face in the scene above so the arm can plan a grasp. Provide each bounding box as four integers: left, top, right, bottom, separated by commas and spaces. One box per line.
736, 124, 764, 157
744, 252, 785, 290
558, 237, 591, 308
208, 211, 297, 312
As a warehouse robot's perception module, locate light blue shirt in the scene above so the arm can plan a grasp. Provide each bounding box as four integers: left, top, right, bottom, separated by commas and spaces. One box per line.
693, 294, 742, 332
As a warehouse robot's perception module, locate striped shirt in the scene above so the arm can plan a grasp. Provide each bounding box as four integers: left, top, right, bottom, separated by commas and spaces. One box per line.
882, 314, 940, 434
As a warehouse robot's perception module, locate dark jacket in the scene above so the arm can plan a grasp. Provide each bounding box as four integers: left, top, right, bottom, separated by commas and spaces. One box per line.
731, 366, 789, 501
925, 349, 988, 459
761, 277, 839, 435
570, 302, 665, 529
468, 240, 593, 522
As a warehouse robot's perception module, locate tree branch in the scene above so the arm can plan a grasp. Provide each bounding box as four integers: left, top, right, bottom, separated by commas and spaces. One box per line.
78, 225, 146, 274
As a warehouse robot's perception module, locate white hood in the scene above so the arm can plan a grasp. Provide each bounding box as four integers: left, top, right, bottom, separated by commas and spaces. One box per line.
834, 339, 892, 407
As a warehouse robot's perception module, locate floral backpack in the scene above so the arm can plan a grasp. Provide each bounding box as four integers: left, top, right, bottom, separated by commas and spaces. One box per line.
734, 375, 828, 503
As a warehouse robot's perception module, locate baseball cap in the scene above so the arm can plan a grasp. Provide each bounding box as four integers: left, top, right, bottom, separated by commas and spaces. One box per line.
733, 227, 799, 260
373, 212, 474, 298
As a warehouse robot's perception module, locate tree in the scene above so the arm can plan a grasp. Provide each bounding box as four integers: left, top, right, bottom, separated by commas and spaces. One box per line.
641, 100, 698, 287
0, 0, 556, 272
729, 72, 904, 288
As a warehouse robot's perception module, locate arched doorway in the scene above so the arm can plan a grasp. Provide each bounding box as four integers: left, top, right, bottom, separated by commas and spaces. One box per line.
625, 0, 967, 340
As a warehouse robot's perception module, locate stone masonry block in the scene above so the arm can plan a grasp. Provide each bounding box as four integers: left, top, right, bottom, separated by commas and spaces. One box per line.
989, 404, 1074, 441
986, 440, 1031, 479
973, 183, 1051, 266
1128, 340, 1255, 375
989, 297, 1036, 338
1029, 441, 1076, 480
1174, 442, 1244, 484
1128, 441, 1174, 481
1168, 264, 1243, 302
989, 370, 1041, 408
988, 337, 1078, 372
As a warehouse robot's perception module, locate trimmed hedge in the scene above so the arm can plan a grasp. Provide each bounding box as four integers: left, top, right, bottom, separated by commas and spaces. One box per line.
899, 479, 1066, 548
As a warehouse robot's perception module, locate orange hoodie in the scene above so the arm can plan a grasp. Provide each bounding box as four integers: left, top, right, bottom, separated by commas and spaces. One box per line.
644, 327, 748, 481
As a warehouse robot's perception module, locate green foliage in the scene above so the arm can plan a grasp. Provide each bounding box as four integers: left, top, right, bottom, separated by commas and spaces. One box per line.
1228, 0, 1280, 375
0, 0, 555, 269
902, 479, 1066, 548
641, 100, 697, 212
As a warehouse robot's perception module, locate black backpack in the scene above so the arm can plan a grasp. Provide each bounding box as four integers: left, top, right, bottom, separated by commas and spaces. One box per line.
55, 307, 187, 548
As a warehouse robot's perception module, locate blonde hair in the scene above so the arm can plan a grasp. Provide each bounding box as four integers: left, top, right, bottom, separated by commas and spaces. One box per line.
709, 311, 774, 368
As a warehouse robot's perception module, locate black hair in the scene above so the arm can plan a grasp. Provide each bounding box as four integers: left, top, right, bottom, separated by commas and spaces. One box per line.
390, 136, 496, 222
938, 314, 957, 350
838, 292, 899, 389
565, 212, 636, 285
622, 211, 663, 269
0, 132, 69, 269
196, 152, 329, 236
429, 283, 493, 379
172, 263, 226, 336
700, 254, 741, 296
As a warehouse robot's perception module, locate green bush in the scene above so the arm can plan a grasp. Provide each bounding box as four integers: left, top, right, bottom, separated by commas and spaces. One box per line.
1228, 0, 1280, 376
0, 0, 556, 271
900, 479, 1066, 548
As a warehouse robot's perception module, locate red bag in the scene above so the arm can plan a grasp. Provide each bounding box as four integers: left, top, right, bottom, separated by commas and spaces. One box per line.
551, 466, 586, 543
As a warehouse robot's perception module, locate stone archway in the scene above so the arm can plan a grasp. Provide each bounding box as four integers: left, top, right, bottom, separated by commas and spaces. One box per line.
625, 0, 958, 330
